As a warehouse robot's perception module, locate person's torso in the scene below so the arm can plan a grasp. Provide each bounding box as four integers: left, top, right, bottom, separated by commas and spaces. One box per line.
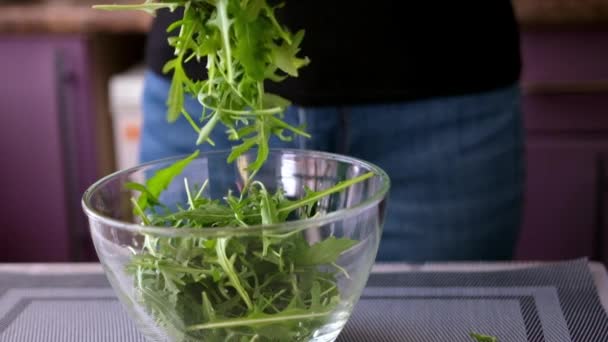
146, 1, 522, 106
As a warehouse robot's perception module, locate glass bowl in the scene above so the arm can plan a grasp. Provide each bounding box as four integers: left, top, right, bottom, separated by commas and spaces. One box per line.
82, 149, 390, 342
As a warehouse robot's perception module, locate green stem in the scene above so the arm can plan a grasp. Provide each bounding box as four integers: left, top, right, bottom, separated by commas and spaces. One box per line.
269, 116, 311, 138
257, 81, 264, 108
175, 2, 191, 56
131, 198, 151, 225
92, 3, 180, 14
215, 238, 253, 311
194, 179, 209, 200
181, 108, 201, 133
151, 264, 215, 276
263, 5, 291, 44
184, 178, 194, 209
197, 111, 222, 145
198, 98, 284, 116
207, 52, 216, 96
278, 172, 374, 214
216, 0, 234, 84
186, 310, 332, 331
239, 168, 259, 201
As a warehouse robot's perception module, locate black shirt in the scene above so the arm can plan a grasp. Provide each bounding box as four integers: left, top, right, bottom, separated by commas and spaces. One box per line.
146, 1, 521, 106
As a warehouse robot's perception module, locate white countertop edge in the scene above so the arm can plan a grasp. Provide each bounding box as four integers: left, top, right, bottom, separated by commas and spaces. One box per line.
0, 261, 564, 274
0, 263, 103, 274
1, 261, 606, 312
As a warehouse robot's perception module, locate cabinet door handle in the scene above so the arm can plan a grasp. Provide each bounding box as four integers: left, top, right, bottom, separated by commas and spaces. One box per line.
54, 48, 82, 261
595, 156, 607, 264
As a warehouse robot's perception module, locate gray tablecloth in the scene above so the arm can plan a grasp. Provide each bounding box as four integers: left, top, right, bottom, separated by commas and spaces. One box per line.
1, 259, 607, 341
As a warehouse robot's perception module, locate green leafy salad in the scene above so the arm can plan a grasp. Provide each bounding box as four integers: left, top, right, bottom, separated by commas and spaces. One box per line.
94, 1, 374, 341
94, 1, 499, 341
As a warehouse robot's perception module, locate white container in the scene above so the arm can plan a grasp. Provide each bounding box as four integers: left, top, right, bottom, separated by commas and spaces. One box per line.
109, 65, 145, 171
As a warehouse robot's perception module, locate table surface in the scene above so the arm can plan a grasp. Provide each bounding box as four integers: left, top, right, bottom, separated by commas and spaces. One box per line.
2, 261, 607, 310
2, 260, 607, 342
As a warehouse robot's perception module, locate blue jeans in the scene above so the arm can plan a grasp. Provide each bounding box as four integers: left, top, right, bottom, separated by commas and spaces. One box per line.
141, 70, 525, 262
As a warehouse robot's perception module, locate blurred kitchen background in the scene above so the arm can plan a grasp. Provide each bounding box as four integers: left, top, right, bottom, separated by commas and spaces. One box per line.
1, 0, 608, 263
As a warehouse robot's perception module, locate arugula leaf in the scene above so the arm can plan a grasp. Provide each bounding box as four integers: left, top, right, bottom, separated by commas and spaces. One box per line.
96, 0, 310, 174
125, 182, 161, 207
294, 237, 358, 266
263, 93, 291, 109
233, 7, 268, 81
470, 332, 499, 342
258, 183, 278, 225
271, 30, 310, 77
166, 205, 235, 227
166, 65, 186, 123
132, 150, 199, 213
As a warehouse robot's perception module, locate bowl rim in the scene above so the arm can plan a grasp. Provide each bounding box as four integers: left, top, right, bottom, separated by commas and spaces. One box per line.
81, 148, 391, 237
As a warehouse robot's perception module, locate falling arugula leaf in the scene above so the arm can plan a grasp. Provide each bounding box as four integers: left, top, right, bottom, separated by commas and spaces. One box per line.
130, 150, 199, 212
470, 332, 499, 342
95, 0, 310, 174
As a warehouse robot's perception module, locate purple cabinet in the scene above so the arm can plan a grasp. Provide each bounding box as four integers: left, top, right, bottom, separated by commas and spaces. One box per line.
517, 138, 608, 260
0, 36, 98, 262
515, 30, 608, 261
